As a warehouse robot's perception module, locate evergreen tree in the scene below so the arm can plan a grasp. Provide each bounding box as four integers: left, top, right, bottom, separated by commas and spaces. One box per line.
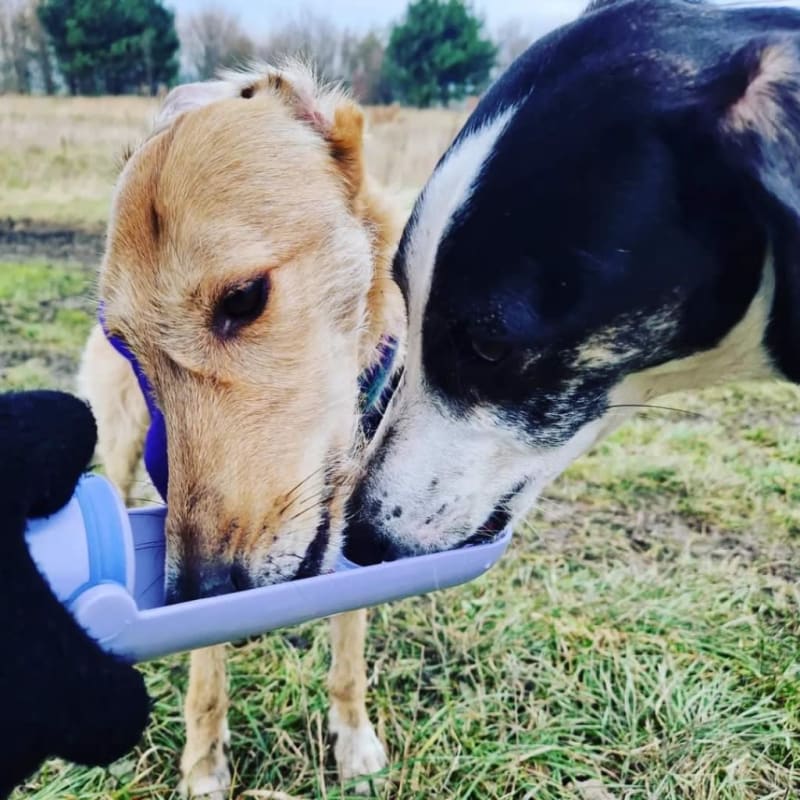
38, 0, 178, 95
383, 0, 496, 107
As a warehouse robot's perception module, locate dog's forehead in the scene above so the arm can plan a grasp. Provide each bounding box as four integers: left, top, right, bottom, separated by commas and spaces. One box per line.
102, 97, 349, 330
452, 0, 756, 154
396, 1, 715, 295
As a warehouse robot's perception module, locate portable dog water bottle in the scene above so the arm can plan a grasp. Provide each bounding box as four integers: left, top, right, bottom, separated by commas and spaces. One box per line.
24, 474, 139, 645
25, 475, 512, 663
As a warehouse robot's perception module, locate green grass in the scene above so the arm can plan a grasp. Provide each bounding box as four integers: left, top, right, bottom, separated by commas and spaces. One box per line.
0, 259, 95, 391
5, 259, 800, 800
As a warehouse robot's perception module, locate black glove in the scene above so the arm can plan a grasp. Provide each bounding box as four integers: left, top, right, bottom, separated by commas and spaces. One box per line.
0, 391, 150, 798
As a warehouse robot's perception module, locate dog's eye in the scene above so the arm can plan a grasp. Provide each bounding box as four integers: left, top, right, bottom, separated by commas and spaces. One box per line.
470, 334, 512, 364
214, 276, 270, 337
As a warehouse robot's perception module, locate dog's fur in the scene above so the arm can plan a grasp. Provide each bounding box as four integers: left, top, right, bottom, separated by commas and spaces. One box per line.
78, 63, 405, 797
344, 0, 800, 563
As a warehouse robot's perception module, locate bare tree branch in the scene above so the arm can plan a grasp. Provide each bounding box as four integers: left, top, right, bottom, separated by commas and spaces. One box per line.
0, 0, 55, 94
180, 5, 255, 80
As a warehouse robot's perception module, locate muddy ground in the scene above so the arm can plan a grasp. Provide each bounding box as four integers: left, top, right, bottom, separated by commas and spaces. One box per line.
0, 218, 104, 265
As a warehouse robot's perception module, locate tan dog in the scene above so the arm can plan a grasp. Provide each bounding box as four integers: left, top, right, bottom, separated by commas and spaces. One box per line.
78, 63, 405, 797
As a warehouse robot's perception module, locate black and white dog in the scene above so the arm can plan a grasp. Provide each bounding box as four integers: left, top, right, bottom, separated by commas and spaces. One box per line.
344, 0, 800, 563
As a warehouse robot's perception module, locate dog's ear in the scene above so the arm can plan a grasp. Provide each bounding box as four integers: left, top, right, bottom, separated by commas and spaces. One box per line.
704, 37, 800, 379
227, 62, 366, 201
714, 39, 800, 218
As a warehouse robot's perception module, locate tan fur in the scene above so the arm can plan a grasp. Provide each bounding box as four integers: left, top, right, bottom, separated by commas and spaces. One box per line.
327, 610, 387, 791
78, 63, 404, 797
180, 646, 231, 798
726, 44, 797, 140
632, 263, 777, 400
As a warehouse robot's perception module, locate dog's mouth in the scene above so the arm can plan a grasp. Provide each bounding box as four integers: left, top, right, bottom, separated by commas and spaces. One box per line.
460, 506, 511, 547
459, 480, 528, 548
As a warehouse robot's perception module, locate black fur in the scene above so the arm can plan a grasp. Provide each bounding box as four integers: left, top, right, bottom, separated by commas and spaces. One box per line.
295, 506, 332, 579
396, 0, 800, 444
346, 0, 800, 560
0, 392, 149, 798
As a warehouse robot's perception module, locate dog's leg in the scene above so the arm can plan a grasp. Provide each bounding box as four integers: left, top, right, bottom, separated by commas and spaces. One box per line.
180, 645, 231, 800
328, 609, 387, 794
77, 323, 148, 502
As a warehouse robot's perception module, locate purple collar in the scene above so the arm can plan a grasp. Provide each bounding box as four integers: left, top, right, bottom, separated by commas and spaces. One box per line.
99, 307, 398, 501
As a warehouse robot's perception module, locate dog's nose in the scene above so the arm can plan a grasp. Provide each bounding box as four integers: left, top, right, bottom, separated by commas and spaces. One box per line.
344, 480, 409, 564
166, 560, 252, 604
198, 563, 238, 597
342, 519, 406, 565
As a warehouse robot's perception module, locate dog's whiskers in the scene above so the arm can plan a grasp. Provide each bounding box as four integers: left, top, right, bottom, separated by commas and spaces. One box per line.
607, 403, 708, 420
278, 466, 329, 516
283, 465, 327, 503
286, 499, 324, 524
279, 465, 342, 516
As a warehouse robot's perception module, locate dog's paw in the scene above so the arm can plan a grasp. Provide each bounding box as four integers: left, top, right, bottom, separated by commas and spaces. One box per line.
329, 706, 387, 796
178, 770, 231, 800
179, 739, 231, 799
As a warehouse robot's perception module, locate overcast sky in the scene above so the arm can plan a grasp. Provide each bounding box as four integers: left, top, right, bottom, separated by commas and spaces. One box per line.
167, 0, 800, 39
167, 0, 601, 39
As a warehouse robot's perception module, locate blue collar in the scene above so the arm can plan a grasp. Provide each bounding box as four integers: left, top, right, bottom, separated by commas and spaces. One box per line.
99, 306, 398, 501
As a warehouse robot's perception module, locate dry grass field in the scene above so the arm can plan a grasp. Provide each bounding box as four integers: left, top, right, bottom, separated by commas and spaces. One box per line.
1, 95, 799, 800
0, 95, 465, 226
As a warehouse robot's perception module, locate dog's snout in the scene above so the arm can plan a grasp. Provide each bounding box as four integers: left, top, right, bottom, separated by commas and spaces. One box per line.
196, 563, 237, 598
166, 559, 252, 604
342, 518, 407, 565
344, 477, 411, 564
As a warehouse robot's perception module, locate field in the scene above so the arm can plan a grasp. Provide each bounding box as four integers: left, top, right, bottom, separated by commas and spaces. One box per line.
2, 96, 799, 800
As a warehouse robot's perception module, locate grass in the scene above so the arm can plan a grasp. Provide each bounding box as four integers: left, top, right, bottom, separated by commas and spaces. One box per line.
0, 259, 94, 390
4, 257, 799, 799
0, 96, 158, 226
2, 97, 799, 800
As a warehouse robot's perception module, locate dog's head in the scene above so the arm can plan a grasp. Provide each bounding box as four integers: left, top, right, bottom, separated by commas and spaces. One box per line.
100, 63, 403, 599
344, 0, 800, 562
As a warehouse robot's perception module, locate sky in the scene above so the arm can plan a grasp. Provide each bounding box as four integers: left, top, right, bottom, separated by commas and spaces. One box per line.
167, 0, 800, 43
167, 0, 592, 39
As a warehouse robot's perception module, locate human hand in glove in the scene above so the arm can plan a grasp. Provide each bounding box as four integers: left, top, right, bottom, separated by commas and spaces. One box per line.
0, 391, 150, 798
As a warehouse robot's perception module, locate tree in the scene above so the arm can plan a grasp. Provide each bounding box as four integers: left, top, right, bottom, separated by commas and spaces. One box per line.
257, 11, 344, 83
255, 12, 389, 103
382, 0, 496, 108
0, 0, 55, 94
180, 6, 254, 80
0, 2, 31, 93
38, 0, 179, 95
341, 30, 387, 104
494, 18, 533, 75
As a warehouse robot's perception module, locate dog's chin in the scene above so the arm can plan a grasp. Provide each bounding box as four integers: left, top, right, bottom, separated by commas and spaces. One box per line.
248, 512, 337, 586
342, 505, 511, 566
166, 508, 337, 601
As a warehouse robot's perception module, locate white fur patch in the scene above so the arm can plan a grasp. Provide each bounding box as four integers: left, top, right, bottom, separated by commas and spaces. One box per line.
329, 705, 387, 795
154, 80, 236, 132
402, 108, 518, 386
179, 757, 230, 800
154, 59, 350, 140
